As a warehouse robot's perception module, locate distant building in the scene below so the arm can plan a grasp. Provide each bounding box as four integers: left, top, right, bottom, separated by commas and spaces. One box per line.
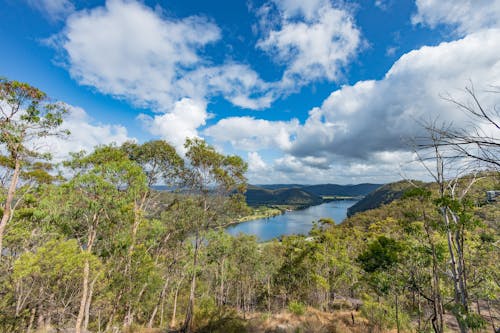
486, 190, 500, 202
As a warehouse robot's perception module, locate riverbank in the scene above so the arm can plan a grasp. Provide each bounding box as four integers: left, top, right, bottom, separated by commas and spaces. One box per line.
226, 200, 359, 241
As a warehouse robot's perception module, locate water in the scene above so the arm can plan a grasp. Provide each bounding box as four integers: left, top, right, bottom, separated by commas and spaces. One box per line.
226, 200, 358, 241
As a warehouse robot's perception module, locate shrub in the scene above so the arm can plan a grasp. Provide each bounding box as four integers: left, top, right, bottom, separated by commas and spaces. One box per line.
288, 301, 306, 316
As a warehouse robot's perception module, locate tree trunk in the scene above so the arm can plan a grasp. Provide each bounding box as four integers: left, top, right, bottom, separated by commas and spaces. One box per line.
148, 277, 170, 328
444, 211, 468, 333
83, 276, 97, 332
219, 258, 225, 306
181, 231, 200, 333
395, 293, 400, 333
171, 282, 181, 329
267, 276, 271, 312
75, 258, 90, 333
27, 308, 35, 333
76, 226, 96, 333
0, 157, 20, 257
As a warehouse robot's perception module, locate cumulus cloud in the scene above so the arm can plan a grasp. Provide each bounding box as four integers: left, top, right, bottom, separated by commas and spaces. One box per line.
257, 0, 361, 87
27, 0, 75, 22
178, 64, 274, 110
246, 152, 422, 185
247, 152, 268, 172
39, 105, 133, 162
206, 28, 500, 183
51, 0, 220, 110
289, 29, 500, 160
49, 0, 281, 112
138, 98, 208, 151
48, 0, 291, 151
204, 116, 299, 151
412, 0, 500, 34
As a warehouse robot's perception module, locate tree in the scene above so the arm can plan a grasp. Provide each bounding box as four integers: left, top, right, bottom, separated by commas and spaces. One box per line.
414, 124, 488, 333
357, 236, 404, 332
0, 78, 68, 257
61, 145, 148, 333
430, 84, 500, 169
180, 138, 247, 333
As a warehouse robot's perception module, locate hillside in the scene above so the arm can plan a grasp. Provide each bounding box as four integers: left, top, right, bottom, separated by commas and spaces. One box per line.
302, 183, 381, 197
245, 185, 322, 207
247, 183, 382, 207
346, 180, 421, 217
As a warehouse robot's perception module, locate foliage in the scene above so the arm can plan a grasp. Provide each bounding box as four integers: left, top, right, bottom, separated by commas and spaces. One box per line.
288, 301, 307, 316
0, 77, 498, 333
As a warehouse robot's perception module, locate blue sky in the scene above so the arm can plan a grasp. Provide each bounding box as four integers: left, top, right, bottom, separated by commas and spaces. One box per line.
1, 0, 499, 184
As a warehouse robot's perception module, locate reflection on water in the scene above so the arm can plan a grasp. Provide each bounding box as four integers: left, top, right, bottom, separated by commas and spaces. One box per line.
225, 200, 358, 241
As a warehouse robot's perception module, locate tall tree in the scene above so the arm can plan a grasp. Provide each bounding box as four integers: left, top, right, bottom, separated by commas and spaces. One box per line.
0, 78, 67, 257
180, 138, 247, 333
62, 145, 147, 333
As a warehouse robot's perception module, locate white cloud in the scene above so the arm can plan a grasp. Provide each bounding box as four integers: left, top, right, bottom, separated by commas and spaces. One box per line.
247, 152, 267, 172
138, 98, 208, 151
290, 29, 500, 160
207, 28, 500, 184
39, 105, 133, 162
247, 152, 419, 185
271, 0, 329, 21
27, 0, 74, 22
178, 64, 274, 110
53, 0, 220, 110
49, 0, 287, 150
257, 0, 361, 87
50, 0, 282, 113
204, 116, 299, 151
412, 0, 500, 34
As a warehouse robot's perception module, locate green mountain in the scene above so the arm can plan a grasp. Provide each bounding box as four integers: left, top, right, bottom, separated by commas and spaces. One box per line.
302, 183, 381, 197
245, 183, 382, 207
347, 180, 421, 217
245, 185, 322, 207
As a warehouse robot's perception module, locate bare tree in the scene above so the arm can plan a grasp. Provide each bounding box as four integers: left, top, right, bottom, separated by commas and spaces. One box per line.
430, 83, 500, 169
410, 81, 500, 332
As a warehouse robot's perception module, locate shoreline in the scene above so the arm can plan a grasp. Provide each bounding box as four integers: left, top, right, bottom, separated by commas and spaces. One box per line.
224, 197, 361, 229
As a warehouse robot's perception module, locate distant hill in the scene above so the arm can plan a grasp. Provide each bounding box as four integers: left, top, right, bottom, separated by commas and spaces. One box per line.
245, 183, 382, 207
245, 185, 322, 207
302, 183, 381, 197
258, 184, 304, 190
346, 180, 421, 217
153, 183, 384, 208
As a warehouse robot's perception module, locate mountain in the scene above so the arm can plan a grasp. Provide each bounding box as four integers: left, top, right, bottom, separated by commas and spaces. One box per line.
302, 183, 381, 197
245, 185, 322, 207
257, 184, 304, 190
245, 183, 382, 207
347, 180, 421, 217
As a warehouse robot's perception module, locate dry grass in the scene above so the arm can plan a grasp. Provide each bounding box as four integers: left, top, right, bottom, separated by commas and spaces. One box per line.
245, 308, 371, 333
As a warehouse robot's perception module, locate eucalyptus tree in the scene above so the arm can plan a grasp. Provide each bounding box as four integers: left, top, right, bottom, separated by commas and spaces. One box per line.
180, 138, 247, 333
414, 127, 488, 333
0, 78, 68, 257
61, 145, 149, 333
357, 236, 404, 332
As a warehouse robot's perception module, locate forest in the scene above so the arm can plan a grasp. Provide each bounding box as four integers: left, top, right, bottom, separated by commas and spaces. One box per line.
0, 78, 499, 333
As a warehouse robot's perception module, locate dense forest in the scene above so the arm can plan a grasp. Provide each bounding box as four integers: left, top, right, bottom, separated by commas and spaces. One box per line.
0, 79, 499, 333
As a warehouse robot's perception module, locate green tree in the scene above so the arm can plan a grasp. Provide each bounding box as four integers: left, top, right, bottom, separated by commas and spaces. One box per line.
12, 239, 102, 331
180, 138, 247, 333
0, 78, 68, 257
61, 145, 148, 333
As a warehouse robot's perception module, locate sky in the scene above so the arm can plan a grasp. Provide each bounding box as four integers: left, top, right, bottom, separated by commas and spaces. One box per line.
1, 0, 499, 184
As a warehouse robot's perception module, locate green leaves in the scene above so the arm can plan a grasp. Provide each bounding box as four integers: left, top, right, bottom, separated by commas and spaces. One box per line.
357, 236, 401, 273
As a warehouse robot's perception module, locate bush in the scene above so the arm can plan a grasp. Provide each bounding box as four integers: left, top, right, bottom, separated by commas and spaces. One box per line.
288, 301, 306, 316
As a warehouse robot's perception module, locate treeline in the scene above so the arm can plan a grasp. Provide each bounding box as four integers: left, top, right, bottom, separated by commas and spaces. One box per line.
1, 79, 499, 333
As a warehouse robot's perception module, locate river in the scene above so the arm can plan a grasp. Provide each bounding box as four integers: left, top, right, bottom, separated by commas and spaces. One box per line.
225, 199, 358, 241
